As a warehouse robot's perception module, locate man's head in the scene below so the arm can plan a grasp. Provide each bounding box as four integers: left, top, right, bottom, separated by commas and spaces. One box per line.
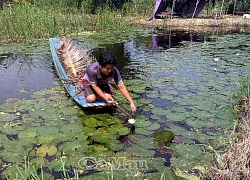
99, 51, 117, 75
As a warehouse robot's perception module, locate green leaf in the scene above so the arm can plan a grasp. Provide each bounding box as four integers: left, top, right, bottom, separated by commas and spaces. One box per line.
127, 144, 155, 157
36, 126, 59, 136
138, 137, 156, 149
145, 122, 161, 131
105, 140, 124, 151
92, 129, 116, 143
18, 130, 37, 139
0, 113, 18, 122
154, 130, 175, 147
60, 123, 82, 134
135, 128, 155, 135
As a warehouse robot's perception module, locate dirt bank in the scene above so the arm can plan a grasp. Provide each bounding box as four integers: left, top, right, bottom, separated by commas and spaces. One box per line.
136, 15, 250, 31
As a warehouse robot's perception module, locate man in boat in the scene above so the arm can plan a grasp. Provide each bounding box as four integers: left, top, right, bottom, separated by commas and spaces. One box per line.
82, 51, 137, 113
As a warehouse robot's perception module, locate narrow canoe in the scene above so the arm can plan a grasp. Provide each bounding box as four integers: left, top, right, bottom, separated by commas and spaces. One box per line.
49, 37, 110, 108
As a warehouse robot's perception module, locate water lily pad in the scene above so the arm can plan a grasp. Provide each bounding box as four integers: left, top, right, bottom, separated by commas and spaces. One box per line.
0, 134, 8, 143
174, 144, 203, 160
0, 113, 18, 122
92, 128, 116, 143
92, 113, 115, 121
82, 117, 99, 128
154, 130, 175, 147
127, 144, 155, 157
0, 149, 25, 162
80, 173, 108, 180
144, 122, 161, 131
166, 112, 188, 122
1, 125, 24, 135
41, 111, 60, 121
133, 114, 151, 127
16, 99, 37, 111
146, 92, 160, 98
74, 132, 88, 142
137, 98, 153, 105
107, 123, 130, 136
170, 156, 194, 171
87, 144, 114, 158
47, 145, 58, 156
29, 110, 43, 119
37, 136, 54, 144
134, 120, 152, 128
48, 157, 71, 171
62, 141, 88, 154
138, 137, 156, 149
1, 165, 21, 179
151, 107, 169, 116
37, 145, 48, 157
135, 128, 155, 135
171, 143, 213, 171
36, 126, 59, 136
60, 123, 82, 134
83, 127, 96, 136
104, 140, 124, 151
18, 129, 37, 139
167, 124, 197, 140
0, 99, 20, 112
58, 107, 79, 116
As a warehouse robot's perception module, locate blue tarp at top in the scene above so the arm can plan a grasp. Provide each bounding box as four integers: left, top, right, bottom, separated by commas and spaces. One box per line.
146, 0, 210, 21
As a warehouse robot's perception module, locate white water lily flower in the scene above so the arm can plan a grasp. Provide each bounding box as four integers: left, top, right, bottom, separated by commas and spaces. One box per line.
128, 119, 135, 124
214, 57, 220, 62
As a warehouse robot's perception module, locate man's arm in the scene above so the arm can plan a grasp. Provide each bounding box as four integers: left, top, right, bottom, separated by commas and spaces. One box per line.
117, 83, 136, 113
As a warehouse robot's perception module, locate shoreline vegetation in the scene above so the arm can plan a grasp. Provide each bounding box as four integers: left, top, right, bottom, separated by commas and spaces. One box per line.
1, 1, 250, 43
208, 84, 250, 180
1, 1, 250, 179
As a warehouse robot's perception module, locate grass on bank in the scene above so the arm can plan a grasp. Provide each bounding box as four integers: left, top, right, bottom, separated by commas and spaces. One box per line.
207, 78, 250, 180
0, 5, 135, 42
0, 0, 155, 43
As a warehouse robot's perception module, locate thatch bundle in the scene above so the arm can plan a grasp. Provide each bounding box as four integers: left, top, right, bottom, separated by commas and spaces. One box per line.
56, 37, 96, 90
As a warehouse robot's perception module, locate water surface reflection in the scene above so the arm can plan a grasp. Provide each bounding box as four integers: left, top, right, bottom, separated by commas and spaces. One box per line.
0, 53, 54, 104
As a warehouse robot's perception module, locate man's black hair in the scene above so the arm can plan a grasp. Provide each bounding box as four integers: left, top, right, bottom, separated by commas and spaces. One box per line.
99, 51, 117, 67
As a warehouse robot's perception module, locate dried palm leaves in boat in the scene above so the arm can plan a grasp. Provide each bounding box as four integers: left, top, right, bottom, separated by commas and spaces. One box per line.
56, 37, 96, 91
49, 37, 109, 107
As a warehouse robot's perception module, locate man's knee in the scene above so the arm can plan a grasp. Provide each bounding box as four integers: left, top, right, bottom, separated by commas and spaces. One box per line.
85, 94, 96, 102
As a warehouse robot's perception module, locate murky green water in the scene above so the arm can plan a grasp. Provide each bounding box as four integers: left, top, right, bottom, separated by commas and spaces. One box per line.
0, 27, 250, 179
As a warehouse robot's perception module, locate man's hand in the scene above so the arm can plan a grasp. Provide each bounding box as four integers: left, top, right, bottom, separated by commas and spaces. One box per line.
107, 97, 115, 105
130, 102, 136, 114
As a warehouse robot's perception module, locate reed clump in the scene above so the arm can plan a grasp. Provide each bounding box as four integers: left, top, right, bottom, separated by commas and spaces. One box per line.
0, 0, 144, 42
0, 3, 138, 42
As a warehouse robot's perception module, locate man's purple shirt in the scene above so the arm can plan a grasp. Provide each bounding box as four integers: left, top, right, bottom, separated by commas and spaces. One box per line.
82, 62, 122, 86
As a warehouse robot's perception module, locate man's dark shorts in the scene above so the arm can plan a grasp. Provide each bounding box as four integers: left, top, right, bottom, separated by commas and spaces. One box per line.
83, 84, 112, 97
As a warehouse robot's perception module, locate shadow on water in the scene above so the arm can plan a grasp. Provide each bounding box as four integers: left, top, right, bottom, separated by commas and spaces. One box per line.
0, 53, 55, 104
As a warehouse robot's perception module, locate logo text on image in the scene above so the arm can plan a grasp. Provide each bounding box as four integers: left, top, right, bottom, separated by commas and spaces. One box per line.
78, 157, 148, 171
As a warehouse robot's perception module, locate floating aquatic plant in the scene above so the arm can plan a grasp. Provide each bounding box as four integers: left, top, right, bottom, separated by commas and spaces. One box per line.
37, 144, 57, 157
154, 130, 175, 147
127, 143, 156, 157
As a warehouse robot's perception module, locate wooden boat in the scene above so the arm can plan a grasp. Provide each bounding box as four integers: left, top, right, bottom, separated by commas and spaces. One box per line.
49, 37, 110, 108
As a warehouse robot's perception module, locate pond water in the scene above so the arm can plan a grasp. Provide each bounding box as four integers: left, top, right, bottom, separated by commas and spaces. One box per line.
0, 27, 250, 179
